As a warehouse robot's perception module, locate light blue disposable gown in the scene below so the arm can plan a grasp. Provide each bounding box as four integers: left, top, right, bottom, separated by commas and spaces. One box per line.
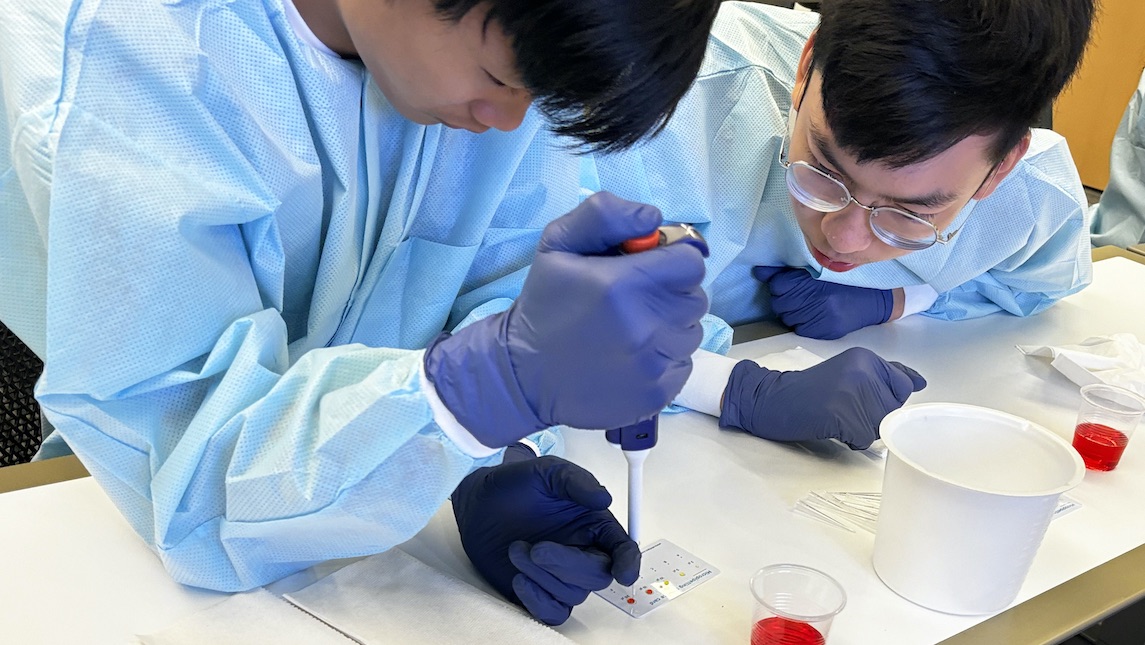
577, 3, 1092, 327
0, 0, 1085, 593
1090, 69, 1145, 248
0, 0, 659, 592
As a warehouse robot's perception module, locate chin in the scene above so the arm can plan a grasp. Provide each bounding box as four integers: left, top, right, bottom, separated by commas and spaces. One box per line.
395, 108, 441, 126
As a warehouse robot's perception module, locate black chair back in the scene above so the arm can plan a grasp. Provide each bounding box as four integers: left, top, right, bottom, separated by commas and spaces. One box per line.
1, 322, 44, 465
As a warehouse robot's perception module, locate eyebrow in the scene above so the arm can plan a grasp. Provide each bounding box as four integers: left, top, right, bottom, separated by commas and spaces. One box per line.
808, 124, 961, 210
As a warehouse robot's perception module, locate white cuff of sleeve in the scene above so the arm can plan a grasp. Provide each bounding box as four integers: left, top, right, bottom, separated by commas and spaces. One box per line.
419, 356, 500, 459
516, 437, 542, 457
900, 283, 940, 318
673, 349, 741, 418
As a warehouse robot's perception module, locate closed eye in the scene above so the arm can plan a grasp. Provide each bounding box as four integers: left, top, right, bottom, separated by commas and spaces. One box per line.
485, 69, 506, 87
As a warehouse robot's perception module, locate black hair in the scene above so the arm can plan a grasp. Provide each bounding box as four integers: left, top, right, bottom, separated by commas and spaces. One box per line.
812, 0, 1095, 167
434, 0, 719, 152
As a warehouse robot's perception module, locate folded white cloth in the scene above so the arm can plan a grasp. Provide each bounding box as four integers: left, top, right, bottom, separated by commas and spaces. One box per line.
1017, 333, 1145, 396
136, 588, 348, 645
284, 548, 573, 645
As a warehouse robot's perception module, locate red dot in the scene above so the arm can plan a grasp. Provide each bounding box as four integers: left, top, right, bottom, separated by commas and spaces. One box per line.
626, 598, 636, 604
645, 589, 654, 594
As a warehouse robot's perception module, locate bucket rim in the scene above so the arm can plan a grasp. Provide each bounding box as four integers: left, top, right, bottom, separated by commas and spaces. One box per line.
880, 402, 1085, 497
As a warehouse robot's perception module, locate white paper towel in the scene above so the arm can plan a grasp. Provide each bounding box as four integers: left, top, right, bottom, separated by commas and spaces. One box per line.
284, 548, 573, 645
136, 588, 350, 645
1017, 333, 1145, 396
137, 548, 573, 645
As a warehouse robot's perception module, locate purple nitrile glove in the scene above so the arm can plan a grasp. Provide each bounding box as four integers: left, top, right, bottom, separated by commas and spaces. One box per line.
719, 347, 927, 450
452, 445, 640, 626
425, 192, 708, 448
753, 266, 893, 340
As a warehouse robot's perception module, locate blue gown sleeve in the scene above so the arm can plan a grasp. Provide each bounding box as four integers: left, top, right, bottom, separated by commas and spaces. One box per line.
25, 1, 511, 592
1090, 69, 1145, 248
920, 137, 1093, 321
924, 221, 1092, 321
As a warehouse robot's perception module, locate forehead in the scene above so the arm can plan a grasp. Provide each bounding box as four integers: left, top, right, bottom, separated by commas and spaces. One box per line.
800, 73, 996, 203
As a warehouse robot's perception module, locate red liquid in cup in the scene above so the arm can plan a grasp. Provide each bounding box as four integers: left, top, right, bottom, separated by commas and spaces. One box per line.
751, 617, 826, 645
1073, 422, 1129, 471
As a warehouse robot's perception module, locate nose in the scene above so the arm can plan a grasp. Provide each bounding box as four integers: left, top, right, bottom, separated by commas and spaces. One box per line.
471, 89, 533, 132
820, 202, 875, 254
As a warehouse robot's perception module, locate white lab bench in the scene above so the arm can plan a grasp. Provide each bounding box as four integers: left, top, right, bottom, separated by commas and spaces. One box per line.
2, 253, 1144, 644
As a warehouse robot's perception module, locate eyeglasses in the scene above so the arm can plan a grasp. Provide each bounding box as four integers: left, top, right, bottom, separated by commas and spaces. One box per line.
779, 71, 997, 251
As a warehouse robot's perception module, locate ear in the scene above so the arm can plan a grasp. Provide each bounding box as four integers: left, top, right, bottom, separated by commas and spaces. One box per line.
792, 31, 817, 109
973, 131, 1031, 200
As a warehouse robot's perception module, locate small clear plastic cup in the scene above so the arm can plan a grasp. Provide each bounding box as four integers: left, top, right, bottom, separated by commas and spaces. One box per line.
749, 564, 846, 645
1073, 383, 1145, 471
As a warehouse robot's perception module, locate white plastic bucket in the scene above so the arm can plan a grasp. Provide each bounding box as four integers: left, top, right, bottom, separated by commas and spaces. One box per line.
872, 403, 1084, 615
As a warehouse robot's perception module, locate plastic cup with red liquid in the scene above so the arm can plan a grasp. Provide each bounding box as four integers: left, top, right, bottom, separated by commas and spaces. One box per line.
1073, 383, 1145, 471
749, 564, 846, 645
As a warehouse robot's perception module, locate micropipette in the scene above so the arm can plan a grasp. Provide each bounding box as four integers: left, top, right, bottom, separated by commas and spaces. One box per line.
605, 417, 658, 545
609, 223, 709, 547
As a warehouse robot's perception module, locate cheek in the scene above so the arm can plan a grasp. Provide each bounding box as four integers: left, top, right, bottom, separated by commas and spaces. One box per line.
868, 246, 912, 263
789, 200, 824, 237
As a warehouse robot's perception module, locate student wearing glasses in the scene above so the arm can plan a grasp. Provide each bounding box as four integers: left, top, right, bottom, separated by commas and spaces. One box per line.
438, 0, 1094, 620
573, 0, 1095, 449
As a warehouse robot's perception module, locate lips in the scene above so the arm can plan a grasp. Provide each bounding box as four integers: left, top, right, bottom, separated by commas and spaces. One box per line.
810, 245, 857, 273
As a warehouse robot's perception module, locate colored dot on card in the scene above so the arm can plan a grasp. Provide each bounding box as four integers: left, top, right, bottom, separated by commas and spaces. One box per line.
626, 598, 635, 604
646, 589, 654, 594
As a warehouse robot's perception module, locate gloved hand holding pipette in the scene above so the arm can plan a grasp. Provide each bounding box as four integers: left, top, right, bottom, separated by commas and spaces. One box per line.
425, 192, 708, 448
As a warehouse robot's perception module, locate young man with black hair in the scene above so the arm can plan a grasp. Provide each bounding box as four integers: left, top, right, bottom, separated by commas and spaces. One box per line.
0, 0, 721, 622
579, 0, 1095, 451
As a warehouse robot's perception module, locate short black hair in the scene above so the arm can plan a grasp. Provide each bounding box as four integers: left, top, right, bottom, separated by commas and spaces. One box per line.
812, 0, 1095, 167
434, 0, 720, 152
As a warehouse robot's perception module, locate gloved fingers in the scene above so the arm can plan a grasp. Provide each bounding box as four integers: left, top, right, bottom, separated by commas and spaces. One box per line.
849, 363, 920, 448
539, 192, 663, 254
766, 293, 819, 327
751, 265, 787, 284
546, 458, 613, 510
840, 427, 878, 451
623, 348, 701, 411
518, 540, 617, 591
621, 242, 707, 295
640, 277, 710, 330
773, 305, 844, 340
883, 361, 928, 403
640, 322, 706, 371
578, 510, 643, 586
509, 542, 597, 606
888, 361, 928, 392
512, 573, 574, 626
758, 266, 815, 299
606, 537, 642, 586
